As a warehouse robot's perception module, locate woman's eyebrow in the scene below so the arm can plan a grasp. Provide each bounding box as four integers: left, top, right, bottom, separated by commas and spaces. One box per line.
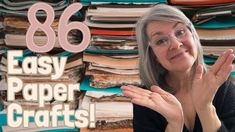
173, 22, 181, 28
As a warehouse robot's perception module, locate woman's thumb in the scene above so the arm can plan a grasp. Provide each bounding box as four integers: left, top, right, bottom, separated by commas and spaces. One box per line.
195, 64, 203, 80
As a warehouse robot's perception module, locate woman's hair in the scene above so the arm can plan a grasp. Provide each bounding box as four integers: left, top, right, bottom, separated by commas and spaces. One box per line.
136, 4, 206, 93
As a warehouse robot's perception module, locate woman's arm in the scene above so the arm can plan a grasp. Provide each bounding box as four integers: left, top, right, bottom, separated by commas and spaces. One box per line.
196, 104, 221, 132
197, 81, 235, 132
215, 81, 235, 132
191, 49, 234, 131
165, 122, 184, 132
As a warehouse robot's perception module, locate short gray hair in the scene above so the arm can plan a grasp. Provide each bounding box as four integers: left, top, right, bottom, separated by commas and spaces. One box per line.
136, 4, 206, 93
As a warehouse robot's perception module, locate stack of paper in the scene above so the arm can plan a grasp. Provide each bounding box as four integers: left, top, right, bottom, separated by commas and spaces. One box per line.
84, 53, 141, 88
80, 77, 133, 131
83, 2, 158, 88
80, 1, 166, 131
0, 17, 4, 46
0, 47, 7, 114
0, 0, 69, 17
81, 90, 133, 130
0, 0, 86, 131
1, 0, 83, 48
3, 16, 81, 48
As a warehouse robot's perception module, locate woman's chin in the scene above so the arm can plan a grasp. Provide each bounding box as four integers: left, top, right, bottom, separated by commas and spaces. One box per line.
168, 62, 194, 72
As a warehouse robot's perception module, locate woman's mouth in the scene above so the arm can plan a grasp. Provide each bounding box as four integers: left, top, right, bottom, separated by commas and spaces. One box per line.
170, 50, 188, 60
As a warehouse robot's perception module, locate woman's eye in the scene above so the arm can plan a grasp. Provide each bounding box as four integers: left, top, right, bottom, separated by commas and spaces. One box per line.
156, 38, 168, 45
175, 29, 185, 38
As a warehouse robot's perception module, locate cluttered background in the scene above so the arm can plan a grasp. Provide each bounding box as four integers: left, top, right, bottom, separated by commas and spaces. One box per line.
1, 0, 235, 131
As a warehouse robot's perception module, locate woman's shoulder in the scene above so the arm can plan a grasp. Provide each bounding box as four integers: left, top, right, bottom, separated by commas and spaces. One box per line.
213, 79, 235, 114
133, 103, 167, 131
214, 79, 235, 99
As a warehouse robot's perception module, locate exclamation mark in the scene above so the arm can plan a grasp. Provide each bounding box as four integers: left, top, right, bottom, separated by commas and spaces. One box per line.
89, 103, 96, 128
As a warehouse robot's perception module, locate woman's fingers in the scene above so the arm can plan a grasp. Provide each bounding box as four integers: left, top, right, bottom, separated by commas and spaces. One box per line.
131, 97, 155, 109
195, 64, 203, 80
216, 53, 234, 84
122, 85, 182, 120
150, 92, 166, 105
150, 85, 168, 95
121, 85, 165, 109
211, 49, 233, 74
150, 86, 175, 102
121, 85, 152, 97
128, 85, 152, 94
151, 86, 178, 105
121, 85, 153, 103
121, 86, 157, 109
122, 89, 145, 99
121, 85, 152, 94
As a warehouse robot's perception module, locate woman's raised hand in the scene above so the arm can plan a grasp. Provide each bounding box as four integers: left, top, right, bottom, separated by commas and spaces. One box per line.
192, 49, 234, 111
121, 85, 184, 125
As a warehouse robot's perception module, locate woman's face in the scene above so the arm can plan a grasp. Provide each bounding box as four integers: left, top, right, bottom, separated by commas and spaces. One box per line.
146, 21, 198, 72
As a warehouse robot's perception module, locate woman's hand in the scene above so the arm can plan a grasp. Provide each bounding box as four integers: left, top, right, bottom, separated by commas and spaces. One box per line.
191, 49, 234, 131
192, 49, 234, 110
121, 85, 184, 128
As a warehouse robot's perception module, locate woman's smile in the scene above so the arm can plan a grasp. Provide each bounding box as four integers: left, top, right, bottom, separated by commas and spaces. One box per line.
169, 49, 189, 62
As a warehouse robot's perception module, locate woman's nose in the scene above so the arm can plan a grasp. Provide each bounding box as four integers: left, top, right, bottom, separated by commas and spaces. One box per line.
169, 37, 183, 50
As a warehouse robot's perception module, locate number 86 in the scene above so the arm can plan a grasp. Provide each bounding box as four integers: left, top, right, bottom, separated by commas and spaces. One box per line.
26, 2, 91, 53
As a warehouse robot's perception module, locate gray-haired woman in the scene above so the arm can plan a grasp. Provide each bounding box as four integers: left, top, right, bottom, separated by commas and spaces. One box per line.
121, 4, 235, 132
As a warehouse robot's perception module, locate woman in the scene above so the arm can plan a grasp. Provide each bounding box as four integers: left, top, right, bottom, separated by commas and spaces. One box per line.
121, 4, 235, 132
